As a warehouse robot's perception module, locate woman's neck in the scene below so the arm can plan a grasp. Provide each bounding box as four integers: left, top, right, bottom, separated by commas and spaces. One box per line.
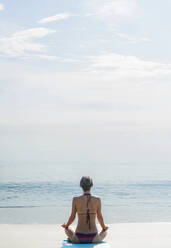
83, 190, 91, 195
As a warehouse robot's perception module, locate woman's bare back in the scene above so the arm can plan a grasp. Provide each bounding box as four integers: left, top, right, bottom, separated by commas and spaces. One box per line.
74, 194, 100, 233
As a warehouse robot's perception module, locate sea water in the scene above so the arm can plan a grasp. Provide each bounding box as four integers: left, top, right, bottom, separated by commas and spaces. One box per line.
0, 163, 171, 224
0, 127, 171, 224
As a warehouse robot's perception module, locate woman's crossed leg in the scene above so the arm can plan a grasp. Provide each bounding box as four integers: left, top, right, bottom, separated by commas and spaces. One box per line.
65, 228, 107, 244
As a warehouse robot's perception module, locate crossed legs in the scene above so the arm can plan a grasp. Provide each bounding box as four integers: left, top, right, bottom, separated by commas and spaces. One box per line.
92, 230, 107, 243
65, 228, 107, 244
65, 228, 79, 243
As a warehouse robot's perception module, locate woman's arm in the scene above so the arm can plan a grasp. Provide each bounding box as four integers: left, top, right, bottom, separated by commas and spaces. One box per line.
62, 197, 77, 229
97, 198, 108, 231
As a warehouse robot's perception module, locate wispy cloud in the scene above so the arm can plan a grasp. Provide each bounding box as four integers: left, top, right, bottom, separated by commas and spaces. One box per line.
0, 3, 4, 11
84, 0, 141, 22
1, 58, 171, 129
116, 33, 152, 44
0, 27, 56, 58
87, 52, 171, 78
0, 27, 81, 63
30, 54, 79, 62
37, 13, 71, 24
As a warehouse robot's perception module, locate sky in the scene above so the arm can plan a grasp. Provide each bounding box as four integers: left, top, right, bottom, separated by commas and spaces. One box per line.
0, 0, 171, 164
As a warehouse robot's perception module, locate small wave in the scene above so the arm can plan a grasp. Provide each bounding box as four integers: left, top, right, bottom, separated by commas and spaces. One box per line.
0, 205, 39, 208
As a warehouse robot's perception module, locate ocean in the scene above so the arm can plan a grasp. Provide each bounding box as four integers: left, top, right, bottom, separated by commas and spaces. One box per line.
1, 163, 171, 224
0, 127, 171, 224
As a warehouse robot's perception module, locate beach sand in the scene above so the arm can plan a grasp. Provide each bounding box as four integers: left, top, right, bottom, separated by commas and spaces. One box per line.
0, 223, 171, 248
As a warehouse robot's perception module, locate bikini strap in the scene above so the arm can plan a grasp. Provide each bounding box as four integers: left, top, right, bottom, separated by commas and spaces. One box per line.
85, 194, 91, 229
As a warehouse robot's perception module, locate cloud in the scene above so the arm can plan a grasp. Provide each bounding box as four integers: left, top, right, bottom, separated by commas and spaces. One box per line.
1, 56, 171, 130
0, 3, 4, 11
84, 0, 141, 22
0, 27, 56, 58
0, 27, 80, 62
37, 13, 71, 24
87, 52, 171, 79
116, 33, 152, 44
29, 54, 80, 62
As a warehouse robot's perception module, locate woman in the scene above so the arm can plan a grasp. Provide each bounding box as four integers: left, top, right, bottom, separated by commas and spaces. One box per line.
61, 176, 108, 243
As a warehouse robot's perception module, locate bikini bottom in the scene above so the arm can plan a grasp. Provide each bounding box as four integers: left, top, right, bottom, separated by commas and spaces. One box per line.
75, 232, 97, 243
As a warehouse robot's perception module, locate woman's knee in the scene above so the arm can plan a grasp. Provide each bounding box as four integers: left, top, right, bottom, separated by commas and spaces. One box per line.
98, 230, 107, 241
92, 231, 107, 243
65, 228, 74, 237
100, 230, 107, 239
65, 229, 79, 243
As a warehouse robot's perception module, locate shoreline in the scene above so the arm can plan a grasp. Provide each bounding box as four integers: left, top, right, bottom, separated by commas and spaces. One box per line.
0, 222, 171, 248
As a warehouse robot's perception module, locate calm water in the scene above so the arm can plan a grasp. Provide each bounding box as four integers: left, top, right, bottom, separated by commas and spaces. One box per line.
0, 179, 171, 224
1, 127, 171, 224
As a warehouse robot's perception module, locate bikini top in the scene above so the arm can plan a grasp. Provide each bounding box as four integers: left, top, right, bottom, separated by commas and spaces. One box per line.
77, 193, 95, 229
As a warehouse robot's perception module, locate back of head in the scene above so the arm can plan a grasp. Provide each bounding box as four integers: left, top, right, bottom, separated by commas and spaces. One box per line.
80, 176, 93, 191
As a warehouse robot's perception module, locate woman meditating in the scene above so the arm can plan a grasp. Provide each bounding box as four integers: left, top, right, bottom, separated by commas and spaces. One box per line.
61, 176, 108, 243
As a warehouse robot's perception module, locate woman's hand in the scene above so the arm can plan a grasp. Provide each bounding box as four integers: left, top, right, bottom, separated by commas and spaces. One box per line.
61, 223, 68, 229
102, 226, 109, 232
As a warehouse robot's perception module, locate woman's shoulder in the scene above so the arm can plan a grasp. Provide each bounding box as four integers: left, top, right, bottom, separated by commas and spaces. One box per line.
72, 195, 101, 200
91, 194, 101, 201
72, 195, 82, 201
72, 196, 79, 200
